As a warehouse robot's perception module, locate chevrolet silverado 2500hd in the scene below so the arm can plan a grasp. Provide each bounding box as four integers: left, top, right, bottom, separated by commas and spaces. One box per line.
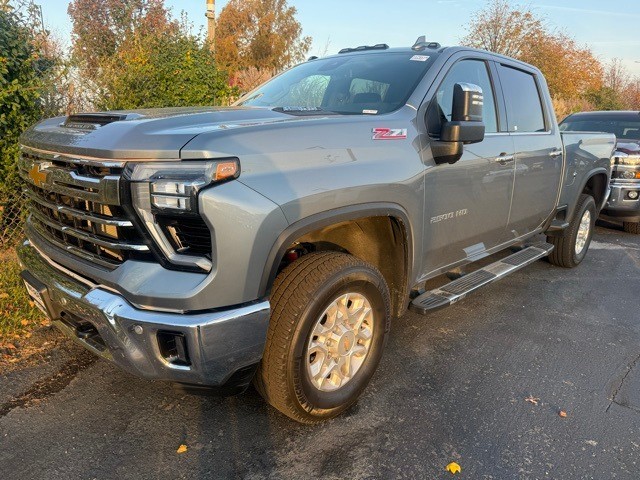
17, 39, 616, 423
560, 111, 640, 233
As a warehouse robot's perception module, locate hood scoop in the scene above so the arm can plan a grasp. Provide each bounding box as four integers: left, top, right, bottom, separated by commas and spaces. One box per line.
63, 113, 129, 130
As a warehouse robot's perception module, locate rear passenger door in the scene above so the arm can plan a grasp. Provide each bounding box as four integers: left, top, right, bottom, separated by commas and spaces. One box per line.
496, 64, 564, 237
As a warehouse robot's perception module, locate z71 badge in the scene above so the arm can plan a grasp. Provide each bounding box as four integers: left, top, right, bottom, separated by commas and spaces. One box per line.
372, 128, 408, 140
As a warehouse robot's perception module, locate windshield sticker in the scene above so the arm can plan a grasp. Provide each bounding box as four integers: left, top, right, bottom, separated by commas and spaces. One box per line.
372, 128, 408, 140
410, 55, 429, 62
363, 109, 378, 115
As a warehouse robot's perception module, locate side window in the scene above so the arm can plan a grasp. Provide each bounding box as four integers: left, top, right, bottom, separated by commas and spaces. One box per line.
428, 59, 498, 136
498, 65, 546, 133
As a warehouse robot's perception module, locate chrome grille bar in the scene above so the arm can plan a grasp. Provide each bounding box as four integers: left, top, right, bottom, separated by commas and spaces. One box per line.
27, 222, 124, 269
18, 155, 121, 205
29, 208, 148, 252
24, 188, 133, 227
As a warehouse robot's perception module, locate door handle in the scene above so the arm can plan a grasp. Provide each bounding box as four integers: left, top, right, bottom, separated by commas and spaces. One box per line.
549, 149, 563, 158
495, 153, 515, 165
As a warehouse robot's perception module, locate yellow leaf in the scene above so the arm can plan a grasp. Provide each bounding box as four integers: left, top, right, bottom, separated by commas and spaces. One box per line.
446, 462, 461, 474
176, 444, 188, 454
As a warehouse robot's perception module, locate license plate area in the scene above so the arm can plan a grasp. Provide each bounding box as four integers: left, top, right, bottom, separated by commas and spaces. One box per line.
20, 271, 51, 317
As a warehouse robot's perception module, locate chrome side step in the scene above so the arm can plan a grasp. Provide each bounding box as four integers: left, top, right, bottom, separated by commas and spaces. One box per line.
409, 242, 554, 315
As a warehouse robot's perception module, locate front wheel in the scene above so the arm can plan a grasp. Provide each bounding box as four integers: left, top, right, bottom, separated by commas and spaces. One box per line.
254, 252, 390, 424
547, 194, 596, 268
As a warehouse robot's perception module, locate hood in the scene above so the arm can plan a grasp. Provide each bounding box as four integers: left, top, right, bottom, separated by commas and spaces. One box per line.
20, 106, 301, 160
616, 139, 640, 156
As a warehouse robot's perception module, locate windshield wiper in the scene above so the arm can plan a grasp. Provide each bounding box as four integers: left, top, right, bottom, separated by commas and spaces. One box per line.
272, 106, 341, 116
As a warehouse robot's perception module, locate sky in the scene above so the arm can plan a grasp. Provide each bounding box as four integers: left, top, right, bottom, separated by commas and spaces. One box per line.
38, 0, 640, 76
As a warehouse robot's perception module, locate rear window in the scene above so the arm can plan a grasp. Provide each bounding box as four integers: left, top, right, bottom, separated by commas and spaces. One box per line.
498, 65, 547, 133
235, 52, 436, 115
560, 115, 640, 141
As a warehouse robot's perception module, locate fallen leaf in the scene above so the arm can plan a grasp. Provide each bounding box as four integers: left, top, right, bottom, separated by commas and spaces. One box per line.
559, 410, 567, 418
525, 396, 539, 406
0, 293, 8, 299
6, 344, 16, 350
20, 319, 29, 326
446, 462, 461, 474
176, 444, 188, 454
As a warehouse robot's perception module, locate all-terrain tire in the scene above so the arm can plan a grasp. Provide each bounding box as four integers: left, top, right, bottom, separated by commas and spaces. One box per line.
254, 252, 391, 424
547, 194, 596, 268
623, 221, 640, 234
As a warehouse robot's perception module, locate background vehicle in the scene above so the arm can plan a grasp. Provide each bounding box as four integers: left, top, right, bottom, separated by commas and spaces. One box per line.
17, 39, 615, 423
560, 111, 640, 233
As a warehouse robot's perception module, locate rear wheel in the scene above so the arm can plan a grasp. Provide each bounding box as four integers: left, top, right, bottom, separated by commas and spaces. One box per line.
547, 194, 596, 268
623, 221, 640, 234
254, 252, 390, 424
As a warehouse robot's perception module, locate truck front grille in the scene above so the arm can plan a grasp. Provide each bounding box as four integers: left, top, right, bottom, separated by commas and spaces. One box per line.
18, 147, 151, 269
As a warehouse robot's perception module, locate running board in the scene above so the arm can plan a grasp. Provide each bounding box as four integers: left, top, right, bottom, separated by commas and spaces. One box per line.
409, 242, 554, 315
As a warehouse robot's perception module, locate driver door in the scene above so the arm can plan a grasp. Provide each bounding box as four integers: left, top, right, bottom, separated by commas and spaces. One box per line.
421, 58, 515, 274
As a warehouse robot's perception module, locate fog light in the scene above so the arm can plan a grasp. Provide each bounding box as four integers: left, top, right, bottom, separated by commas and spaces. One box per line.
628, 190, 639, 200
157, 331, 190, 366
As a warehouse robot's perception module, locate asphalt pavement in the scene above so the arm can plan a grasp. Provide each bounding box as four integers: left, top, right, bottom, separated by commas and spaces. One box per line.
1, 223, 639, 479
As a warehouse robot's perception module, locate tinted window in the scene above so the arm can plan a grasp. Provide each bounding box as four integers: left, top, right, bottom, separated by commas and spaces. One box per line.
560, 115, 640, 141
498, 65, 546, 132
428, 59, 498, 135
236, 53, 435, 115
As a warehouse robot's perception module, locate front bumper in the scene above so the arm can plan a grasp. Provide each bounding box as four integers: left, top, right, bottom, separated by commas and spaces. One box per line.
17, 240, 270, 389
602, 183, 640, 223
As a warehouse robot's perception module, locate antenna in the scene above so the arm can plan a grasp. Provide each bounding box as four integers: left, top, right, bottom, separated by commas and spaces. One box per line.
412, 36, 441, 51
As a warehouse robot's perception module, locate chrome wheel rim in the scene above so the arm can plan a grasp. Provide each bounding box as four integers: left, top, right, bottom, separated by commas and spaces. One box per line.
306, 292, 374, 392
575, 210, 591, 255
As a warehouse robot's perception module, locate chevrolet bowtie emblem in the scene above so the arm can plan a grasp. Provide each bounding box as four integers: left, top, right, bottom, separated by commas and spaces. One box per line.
28, 163, 49, 188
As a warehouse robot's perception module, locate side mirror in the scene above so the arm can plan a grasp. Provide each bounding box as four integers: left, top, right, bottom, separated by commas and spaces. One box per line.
431, 83, 486, 164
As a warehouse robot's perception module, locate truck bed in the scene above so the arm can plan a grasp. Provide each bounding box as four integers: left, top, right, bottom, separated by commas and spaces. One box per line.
559, 131, 616, 216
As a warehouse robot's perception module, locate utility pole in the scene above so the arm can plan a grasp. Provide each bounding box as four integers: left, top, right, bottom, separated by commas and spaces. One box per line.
206, 0, 215, 52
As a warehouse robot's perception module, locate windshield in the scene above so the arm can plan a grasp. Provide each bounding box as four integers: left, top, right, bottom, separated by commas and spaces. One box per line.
235, 52, 436, 115
560, 115, 640, 141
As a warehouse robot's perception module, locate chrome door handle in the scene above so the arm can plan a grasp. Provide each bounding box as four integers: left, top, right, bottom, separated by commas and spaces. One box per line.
495, 153, 515, 165
549, 149, 563, 158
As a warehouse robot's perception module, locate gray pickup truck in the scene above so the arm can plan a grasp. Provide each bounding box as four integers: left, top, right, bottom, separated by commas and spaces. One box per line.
17, 39, 615, 423
560, 111, 640, 233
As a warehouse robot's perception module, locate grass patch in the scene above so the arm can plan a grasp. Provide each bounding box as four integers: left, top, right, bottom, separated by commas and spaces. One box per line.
0, 249, 46, 345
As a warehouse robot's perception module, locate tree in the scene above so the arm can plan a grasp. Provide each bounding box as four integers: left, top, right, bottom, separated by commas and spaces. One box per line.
67, 0, 234, 110
461, 0, 604, 114
461, 0, 544, 58
68, 0, 176, 83
521, 32, 602, 101
216, 0, 311, 77
604, 58, 630, 94
100, 28, 234, 110
0, 0, 54, 244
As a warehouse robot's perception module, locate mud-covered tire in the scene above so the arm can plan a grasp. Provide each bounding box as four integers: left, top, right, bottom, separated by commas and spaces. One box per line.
623, 221, 640, 234
547, 194, 596, 268
254, 252, 391, 424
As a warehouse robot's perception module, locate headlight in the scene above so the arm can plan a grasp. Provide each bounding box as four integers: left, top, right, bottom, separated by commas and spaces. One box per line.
125, 159, 240, 272
613, 152, 640, 167
127, 160, 239, 213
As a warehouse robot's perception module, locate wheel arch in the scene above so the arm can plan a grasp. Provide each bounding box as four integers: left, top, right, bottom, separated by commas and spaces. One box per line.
259, 203, 414, 317
570, 168, 609, 220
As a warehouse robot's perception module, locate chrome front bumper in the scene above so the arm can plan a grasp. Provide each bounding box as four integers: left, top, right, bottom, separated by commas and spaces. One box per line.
17, 240, 270, 388
602, 183, 640, 222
